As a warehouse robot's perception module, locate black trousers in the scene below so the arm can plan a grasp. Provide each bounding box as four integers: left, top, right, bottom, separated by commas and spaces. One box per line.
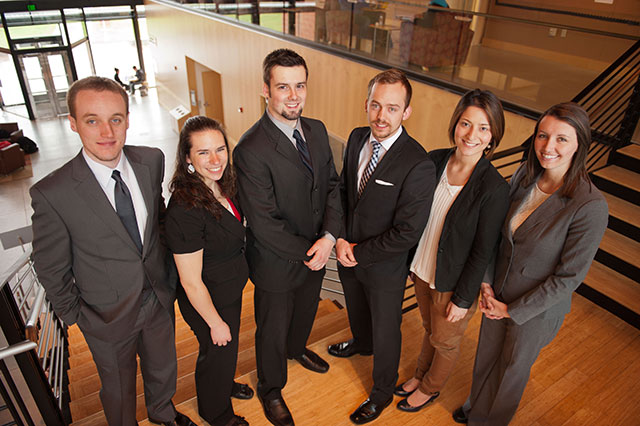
177, 287, 242, 426
338, 264, 406, 405
254, 269, 324, 400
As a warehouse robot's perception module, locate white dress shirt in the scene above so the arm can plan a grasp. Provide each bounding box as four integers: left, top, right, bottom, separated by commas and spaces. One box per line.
82, 150, 148, 244
356, 125, 404, 192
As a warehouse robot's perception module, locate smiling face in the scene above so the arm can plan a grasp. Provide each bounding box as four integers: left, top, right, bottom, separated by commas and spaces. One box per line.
69, 89, 129, 168
454, 106, 492, 160
187, 129, 228, 188
263, 65, 307, 127
365, 82, 412, 142
534, 115, 579, 178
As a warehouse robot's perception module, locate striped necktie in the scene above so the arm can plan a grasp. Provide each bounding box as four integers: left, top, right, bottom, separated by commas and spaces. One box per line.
358, 140, 381, 198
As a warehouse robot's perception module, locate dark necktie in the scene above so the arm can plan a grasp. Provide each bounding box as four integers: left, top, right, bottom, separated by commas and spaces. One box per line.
112, 170, 143, 253
293, 129, 313, 174
358, 140, 382, 198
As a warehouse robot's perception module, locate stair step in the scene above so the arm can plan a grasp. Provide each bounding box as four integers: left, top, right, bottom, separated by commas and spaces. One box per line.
603, 192, 640, 241
596, 229, 640, 281
583, 261, 640, 315
613, 143, 640, 172
592, 165, 640, 205
618, 143, 640, 161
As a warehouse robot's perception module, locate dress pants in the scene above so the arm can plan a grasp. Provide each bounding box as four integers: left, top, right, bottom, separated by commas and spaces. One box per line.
338, 264, 406, 405
254, 269, 324, 400
413, 278, 477, 394
177, 287, 241, 426
83, 291, 177, 426
461, 313, 564, 426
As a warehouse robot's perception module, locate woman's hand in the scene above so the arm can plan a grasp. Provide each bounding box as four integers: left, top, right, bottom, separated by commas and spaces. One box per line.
210, 320, 232, 346
445, 301, 468, 322
479, 282, 495, 311
481, 295, 510, 320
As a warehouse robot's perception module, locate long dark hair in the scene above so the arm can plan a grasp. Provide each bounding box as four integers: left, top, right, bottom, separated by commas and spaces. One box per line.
170, 116, 237, 219
448, 89, 504, 158
522, 102, 591, 198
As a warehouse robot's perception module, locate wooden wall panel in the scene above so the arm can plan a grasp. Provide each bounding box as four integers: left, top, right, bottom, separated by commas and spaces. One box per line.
145, 1, 534, 151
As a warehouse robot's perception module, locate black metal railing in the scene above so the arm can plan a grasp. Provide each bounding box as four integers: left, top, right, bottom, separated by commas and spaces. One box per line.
0, 249, 70, 425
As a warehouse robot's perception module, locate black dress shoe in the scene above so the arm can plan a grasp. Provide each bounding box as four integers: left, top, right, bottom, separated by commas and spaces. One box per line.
349, 397, 392, 424
258, 394, 294, 426
396, 391, 440, 412
232, 381, 254, 399
328, 339, 373, 358
452, 406, 468, 424
225, 415, 249, 426
291, 348, 329, 373
149, 411, 197, 426
393, 382, 412, 397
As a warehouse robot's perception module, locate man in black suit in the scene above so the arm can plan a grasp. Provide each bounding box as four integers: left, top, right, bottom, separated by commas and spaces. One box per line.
30, 77, 194, 426
233, 49, 342, 426
328, 69, 436, 424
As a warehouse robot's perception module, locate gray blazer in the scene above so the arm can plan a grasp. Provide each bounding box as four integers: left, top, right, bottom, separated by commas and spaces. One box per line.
489, 164, 608, 325
30, 146, 175, 341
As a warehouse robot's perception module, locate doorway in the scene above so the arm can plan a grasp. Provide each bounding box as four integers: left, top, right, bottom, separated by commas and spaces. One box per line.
17, 51, 74, 119
186, 57, 225, 125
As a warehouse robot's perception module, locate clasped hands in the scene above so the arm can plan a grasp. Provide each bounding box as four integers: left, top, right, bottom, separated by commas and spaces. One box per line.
479, 282, 510, 320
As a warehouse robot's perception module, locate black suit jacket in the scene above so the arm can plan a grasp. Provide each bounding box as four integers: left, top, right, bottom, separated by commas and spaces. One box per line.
341, 126, 435, 287
233, 113, 342, 292
425, 148, 509, 308
30, 146, 175, 341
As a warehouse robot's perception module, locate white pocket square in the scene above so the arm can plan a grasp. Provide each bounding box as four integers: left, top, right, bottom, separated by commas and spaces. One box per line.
375, 179, 394, 186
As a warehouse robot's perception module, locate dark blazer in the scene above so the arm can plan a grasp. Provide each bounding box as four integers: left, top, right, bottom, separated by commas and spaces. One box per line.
426, 148, 509, 308
233, 113, 342, 292
490, 164, 608, 325
165, 199, 248, 308
341, 126, 435, 284
30, 146, 175, 341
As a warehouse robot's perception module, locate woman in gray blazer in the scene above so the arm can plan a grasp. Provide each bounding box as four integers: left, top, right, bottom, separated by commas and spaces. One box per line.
395, 89, 509, 412
454, 103, 608, 425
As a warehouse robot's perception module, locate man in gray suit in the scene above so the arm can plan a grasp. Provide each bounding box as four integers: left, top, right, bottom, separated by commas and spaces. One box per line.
30, 77, 195, 426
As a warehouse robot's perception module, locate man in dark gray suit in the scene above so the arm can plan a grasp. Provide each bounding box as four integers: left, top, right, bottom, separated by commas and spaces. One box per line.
328, 69, 436, 424
233, 49, 342, 426
30, 77, 194, 426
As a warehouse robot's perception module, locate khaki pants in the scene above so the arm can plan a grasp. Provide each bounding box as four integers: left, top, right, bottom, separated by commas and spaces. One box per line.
413, 276, 477, 394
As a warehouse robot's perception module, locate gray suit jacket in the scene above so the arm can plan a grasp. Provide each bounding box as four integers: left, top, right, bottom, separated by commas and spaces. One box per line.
489, 164, 608, 325
30, 146, 175, 341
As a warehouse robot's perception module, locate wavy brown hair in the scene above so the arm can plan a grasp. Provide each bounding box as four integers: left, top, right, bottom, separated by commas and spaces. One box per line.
522, 102, 591, 198
170, 116, 237, 219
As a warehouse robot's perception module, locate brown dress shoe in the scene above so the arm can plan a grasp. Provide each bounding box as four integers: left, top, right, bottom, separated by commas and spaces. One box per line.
292, 348, 329, 373
258, 394, 294, 426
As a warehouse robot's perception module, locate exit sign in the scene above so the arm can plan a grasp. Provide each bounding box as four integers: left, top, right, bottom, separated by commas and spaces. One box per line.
27, 4, 36, 11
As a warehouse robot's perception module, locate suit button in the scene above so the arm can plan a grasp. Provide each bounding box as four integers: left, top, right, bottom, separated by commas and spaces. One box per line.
314, 209, 319, 214
313, 187, 318, 192
438, 248, 443, 253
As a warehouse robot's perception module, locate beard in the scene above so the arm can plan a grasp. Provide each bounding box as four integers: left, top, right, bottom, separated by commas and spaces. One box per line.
281, 108, 303, 121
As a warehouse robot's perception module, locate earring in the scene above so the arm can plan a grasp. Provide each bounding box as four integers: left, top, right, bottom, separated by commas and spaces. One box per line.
187, 164, 195, 174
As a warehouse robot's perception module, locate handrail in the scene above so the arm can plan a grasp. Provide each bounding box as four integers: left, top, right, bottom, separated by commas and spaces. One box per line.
0, 340, 37, 361
0, 249, 31, 290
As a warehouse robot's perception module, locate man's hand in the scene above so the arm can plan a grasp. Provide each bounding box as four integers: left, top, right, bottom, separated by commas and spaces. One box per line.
445, 301, 468, 323
304, 237, 335, 271
336, 238, 358, 267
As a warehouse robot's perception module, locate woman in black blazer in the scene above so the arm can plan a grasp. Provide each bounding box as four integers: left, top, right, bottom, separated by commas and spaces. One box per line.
165, 116, 251, 426
395, 89, 510, 412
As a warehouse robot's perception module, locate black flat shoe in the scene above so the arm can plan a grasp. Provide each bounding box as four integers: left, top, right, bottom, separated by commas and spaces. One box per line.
396, 392, 440, 413
452, 406, 468, 424
149, 412, 197, 426
225, 415, 249, 426
232, 382, 254, 400
328, 339, 373, 358
349, 397, 392, 424
291, 348, 329, 373
393, 382, 412, 397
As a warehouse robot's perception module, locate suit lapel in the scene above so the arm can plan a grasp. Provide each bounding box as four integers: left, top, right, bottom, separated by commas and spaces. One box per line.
301, 118, 322, 184
357, 128, 407, 202
261, 113, 312, 180
70, 152, 141, 254
350, 130, 369, 208
125, 147, 154, 254
218, 207, 245, 241
513, 190, 566, 239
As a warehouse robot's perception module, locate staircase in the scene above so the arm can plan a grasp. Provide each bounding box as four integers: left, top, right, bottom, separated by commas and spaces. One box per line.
67, 284, 351, 425
580, 143, 640, 327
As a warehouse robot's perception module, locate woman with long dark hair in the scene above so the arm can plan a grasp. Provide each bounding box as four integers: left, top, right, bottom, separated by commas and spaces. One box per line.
395, 89, 510, 412
165, 116, 252, 426
453, 103, 608, 425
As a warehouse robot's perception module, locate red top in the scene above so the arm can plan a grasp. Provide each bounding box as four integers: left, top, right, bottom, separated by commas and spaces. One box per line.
227, 198, 241, 222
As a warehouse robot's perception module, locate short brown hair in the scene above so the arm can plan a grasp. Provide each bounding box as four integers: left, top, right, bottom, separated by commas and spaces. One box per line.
448, 89, 505, 158
367, 69, 412, 109
67, 76, 128, 118
263, 49, 308, 86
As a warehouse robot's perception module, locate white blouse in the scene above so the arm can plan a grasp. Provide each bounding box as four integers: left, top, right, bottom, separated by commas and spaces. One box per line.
410, 164, 463, 288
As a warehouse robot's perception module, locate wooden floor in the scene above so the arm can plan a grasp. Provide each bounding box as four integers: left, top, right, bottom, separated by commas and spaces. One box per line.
69, 287, 639, 426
